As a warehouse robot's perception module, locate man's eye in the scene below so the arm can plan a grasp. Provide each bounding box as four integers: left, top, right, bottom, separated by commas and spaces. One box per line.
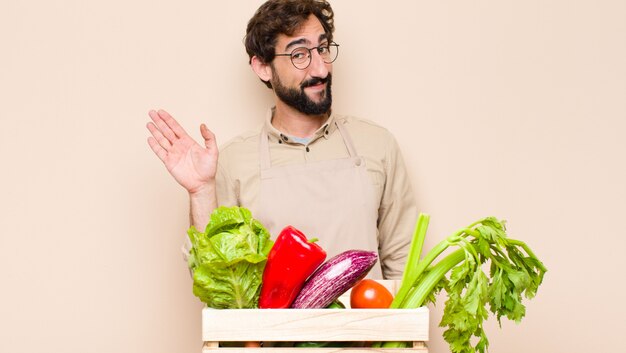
291, 50, 308, 60
318, 46, 330, 54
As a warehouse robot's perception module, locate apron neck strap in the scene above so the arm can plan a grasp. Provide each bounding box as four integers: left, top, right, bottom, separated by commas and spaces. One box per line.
259, 119, 359, 170
334, 120, 358, 158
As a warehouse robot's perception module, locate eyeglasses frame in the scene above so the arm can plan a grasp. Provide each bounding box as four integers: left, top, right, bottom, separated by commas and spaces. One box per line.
274, 42, 340, 70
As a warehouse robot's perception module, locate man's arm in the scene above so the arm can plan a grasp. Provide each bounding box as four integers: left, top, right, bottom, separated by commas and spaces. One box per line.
377, 135, 418, 279
188, 183, 217, 232
146, 109, 219, 231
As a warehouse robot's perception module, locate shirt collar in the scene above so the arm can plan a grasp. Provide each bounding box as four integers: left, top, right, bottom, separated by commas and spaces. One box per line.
264, 107, 337, 144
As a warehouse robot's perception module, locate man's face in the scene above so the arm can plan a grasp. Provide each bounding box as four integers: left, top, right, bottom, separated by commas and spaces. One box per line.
270, 15, 333, 115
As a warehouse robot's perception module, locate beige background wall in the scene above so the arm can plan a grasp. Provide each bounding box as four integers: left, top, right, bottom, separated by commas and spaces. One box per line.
1, 1, 624, 352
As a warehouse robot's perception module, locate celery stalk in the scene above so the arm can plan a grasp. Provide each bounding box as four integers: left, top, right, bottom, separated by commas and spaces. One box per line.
391, 239, 449, 308
398, 249, 465, 309
394, 213, 429, 307
379, 214, 547, 353
400, 213, 430, 283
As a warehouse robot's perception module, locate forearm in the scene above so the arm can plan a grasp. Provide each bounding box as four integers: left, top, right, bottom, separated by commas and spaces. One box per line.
188, 181, 218, 232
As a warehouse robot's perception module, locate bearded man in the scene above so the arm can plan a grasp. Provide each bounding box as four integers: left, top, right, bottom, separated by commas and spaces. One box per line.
146, 0, 417, 279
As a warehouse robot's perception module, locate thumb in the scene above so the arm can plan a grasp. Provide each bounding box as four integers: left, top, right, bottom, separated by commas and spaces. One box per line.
200, 124, 216, 149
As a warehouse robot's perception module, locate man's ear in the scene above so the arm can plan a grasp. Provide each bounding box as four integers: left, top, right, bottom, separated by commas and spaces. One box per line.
251, 56, 272, 82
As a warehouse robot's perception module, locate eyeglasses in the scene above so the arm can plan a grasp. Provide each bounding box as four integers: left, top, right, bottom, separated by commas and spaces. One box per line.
275, 42, 339, 70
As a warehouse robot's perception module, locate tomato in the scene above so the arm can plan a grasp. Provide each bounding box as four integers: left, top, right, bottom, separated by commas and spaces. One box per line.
349, 279, 394, 308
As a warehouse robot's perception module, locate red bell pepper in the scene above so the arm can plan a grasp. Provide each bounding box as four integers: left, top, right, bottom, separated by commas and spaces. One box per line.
259, 226, 327, 308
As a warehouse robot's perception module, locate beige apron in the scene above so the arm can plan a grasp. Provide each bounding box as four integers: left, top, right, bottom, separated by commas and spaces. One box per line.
257, 121, 383, 278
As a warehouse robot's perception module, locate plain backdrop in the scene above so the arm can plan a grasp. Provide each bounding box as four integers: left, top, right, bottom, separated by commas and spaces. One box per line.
1, 1, 625, 352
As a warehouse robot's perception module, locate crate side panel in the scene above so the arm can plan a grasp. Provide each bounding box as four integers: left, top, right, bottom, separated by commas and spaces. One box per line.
202, 308, 429, 342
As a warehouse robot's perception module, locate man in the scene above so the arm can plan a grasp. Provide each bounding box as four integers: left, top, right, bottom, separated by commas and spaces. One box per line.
146, 0, 417, 279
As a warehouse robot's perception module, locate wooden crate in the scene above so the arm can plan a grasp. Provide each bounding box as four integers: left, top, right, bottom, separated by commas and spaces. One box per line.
201, 280, 429, 352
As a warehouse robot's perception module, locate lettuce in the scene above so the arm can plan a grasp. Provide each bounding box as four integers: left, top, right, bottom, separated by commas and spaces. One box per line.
187, 206, 274, 308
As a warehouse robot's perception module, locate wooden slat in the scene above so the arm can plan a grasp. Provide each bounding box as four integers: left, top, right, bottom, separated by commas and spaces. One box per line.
202, 342, 219, 352
201, 346, 427, 353
202, 307, 428, 342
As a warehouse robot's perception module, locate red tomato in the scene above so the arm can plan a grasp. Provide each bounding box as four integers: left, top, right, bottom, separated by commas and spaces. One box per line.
350, 279, 394, 308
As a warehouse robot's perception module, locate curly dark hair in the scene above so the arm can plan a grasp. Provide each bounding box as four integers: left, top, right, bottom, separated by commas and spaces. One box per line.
245, 0, 335, 87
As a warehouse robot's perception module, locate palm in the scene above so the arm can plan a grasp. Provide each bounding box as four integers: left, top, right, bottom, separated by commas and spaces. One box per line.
165, 135, 216, 192
147, 110, 218, 193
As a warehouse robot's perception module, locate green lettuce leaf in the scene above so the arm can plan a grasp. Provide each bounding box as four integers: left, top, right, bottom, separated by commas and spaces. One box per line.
187, 206, 273, 308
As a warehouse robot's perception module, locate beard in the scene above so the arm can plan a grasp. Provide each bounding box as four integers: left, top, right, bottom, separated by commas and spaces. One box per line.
271, 72, 333, 116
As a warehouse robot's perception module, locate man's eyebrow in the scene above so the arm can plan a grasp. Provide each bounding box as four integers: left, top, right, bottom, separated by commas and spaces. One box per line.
285, 38, 309, 51
283, 33, 330, 51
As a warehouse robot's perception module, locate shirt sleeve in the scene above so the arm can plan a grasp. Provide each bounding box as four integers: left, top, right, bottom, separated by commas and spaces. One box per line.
215, 161, 239, 207
377, 135, 418, 279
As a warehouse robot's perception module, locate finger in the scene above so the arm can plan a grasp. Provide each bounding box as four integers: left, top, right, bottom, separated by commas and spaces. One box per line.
157, 109, 188, 139
200, 124, 217, 150
146, 122, 172, 151
147, 137, 168, 163
148, 110, 177, 143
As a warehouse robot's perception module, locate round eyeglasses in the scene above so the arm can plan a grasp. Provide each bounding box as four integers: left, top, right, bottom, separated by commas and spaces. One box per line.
275, 42, 339, 70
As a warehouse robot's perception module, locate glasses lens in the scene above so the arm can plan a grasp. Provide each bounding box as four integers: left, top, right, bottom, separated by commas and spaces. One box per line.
322, 44, 338, 64
288, 44, 339, 69
291, 48, 310, 69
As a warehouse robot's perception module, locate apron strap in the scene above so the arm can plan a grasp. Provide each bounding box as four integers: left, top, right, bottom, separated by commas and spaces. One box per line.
335, 120, 359, 158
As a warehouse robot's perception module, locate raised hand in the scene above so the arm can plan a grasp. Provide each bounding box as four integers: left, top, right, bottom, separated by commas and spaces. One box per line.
146, 109, 218, 194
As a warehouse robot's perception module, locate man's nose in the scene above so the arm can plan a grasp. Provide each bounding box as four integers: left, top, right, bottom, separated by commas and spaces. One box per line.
307, 49, 330, 78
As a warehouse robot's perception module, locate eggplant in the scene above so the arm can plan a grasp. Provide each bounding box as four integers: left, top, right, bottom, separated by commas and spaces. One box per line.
291, 250, 378, 309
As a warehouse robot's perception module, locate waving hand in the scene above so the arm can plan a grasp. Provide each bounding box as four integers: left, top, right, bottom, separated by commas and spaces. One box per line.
146, 109, 218, 194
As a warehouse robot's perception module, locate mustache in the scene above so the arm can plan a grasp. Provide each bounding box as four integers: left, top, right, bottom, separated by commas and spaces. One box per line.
300, 75, 331, 89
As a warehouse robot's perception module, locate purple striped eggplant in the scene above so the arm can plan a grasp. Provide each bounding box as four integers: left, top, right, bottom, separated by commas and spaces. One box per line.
291, 250, 378, 309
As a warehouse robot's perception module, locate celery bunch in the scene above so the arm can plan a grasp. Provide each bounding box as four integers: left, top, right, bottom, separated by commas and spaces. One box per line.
379, 214, 547, 353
